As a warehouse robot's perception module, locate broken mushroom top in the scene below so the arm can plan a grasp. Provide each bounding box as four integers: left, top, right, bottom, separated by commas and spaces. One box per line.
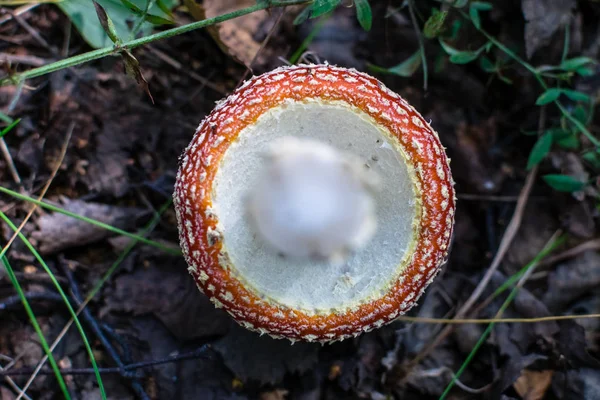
174, 64, 455, 343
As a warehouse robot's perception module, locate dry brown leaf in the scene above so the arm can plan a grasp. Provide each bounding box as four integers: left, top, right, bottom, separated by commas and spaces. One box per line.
31, 198, 145, 254
521, 0, 575, 58
513, 369, 553, 400
260, 389, 289, 400
203, 0, 272, 68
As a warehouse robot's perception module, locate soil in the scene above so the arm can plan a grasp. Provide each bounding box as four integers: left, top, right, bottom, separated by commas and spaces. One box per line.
0, 1, 599, 399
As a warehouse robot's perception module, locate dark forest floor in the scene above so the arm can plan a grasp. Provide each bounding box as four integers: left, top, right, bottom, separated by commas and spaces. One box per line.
1, 0, 600, 399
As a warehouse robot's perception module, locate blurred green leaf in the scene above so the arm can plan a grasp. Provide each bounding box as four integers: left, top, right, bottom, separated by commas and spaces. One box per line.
448, 19, 462, 40
575, 66, 595, 77
582, 150, 600, 169
527, 131, 553, 170
559, 56, 596, 71
369, 50, 422, 77
156, 0, 172, 16
424, 10, 448, 39
354, 0, 372, 31
469, 7, 481, 29
58, 0, 176, 48
294, 4, 312, 24
468, 2, 493, 28
543, 174, 586, 192
479, 56, 495, 72
571, 104, 590, 124
438, 39, 461, 56
535, 88, 561, 105
536, 88, 591, 106
450, 0, 468, 7
119, 0, 174, 24
552, 129, 579, 149
311, 0, 340, 18
439, 39, 486, 64
450, 51, 480, 64
471, 1, 492, 10
561, 89, 591, 103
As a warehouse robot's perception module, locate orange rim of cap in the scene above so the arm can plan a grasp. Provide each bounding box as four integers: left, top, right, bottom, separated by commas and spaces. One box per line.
174, 64, 455, 342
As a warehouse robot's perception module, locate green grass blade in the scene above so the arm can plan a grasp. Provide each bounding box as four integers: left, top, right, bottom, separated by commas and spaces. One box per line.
1, 256, 71, 399
0, 212, 107, 399
0, 186, 180, 256
0, 118, 21, 139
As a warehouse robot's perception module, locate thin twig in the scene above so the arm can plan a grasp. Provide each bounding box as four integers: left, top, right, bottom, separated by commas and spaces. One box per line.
145, 46, 228, 95
406, 0, 428, 91
394, 312, 600, 324
538, 238, 600, 267
0, 4, 39, 26
0, 53, 47, 67
0, 346, 212, 377
0, 137, 21, 186
236, 7, 287, 87
6, 9, 54, 53
0, 292, 64, 310
0, 362, 33, 400
1, 80, 25, 190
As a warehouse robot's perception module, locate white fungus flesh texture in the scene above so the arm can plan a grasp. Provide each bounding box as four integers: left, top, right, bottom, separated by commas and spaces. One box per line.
247, 136, 378, 262
213, 99, 419, 313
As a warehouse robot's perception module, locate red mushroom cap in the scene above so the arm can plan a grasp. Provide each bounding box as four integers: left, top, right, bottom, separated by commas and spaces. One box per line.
173, 64, 455, 342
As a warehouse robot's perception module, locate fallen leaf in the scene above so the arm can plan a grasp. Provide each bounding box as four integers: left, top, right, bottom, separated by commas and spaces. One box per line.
260, 389, 289, 400
103, 261, 230, 340
214, 323, 319, 384
453, 118, 505, 193
543, 251, 600, 311
521, 0, 576, 58
580, 368, 600, 399
31, 198, 145, 254
555, 320, 600, 369
514, 369, 554, 400
84, 118, 133, 197
498, 354, 548, 395
203, 0, 271, 68
202, 0, 295, 70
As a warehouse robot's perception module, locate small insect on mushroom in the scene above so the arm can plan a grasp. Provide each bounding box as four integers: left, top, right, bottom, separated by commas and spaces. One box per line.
174, 64, 455, 343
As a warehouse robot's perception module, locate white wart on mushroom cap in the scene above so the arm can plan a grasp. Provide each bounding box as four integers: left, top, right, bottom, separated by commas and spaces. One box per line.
174, 64, 455, 342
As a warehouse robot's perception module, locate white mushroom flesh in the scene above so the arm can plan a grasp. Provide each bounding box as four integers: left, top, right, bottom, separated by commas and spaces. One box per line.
247, 136, 378, 262
213, 99, 419, 312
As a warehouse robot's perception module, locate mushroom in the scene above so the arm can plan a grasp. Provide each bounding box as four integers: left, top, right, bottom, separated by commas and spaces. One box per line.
174, 64, 455, 343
